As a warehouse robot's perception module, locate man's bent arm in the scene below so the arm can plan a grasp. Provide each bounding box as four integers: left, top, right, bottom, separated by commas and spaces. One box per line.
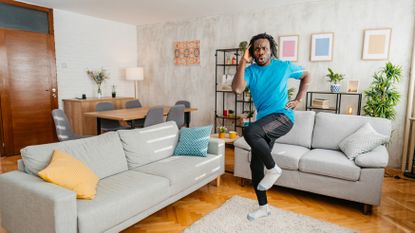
294, 71, 310, 102
232, 59, 247, 94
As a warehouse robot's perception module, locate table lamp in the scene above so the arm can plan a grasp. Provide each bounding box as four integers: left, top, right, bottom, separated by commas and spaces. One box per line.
125, 67, 144, 99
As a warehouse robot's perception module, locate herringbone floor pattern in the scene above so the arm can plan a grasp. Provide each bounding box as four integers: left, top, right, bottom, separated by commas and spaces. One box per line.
1, 154, 415, 233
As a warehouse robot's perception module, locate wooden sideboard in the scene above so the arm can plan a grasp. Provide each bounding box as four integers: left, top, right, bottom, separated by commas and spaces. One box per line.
63, 97, 134, 135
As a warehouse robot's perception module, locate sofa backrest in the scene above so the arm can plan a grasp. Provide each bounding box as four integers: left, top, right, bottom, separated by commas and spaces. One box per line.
276, 111, 315, 148
20, 132, 128, 179
118, 121, 179, 169
312, 112, 392, 150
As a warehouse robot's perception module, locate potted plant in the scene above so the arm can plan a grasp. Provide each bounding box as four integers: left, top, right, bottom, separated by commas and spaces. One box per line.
288, 87, 295, 101
239, 41, 248, 54
363, 62, 402, 120
326, 68, 344, 93
86, 68, 110, 98
218, 126, 227, 138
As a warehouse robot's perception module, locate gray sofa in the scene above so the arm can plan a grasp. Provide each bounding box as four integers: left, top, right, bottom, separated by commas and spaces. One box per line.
0, 121, 225, 233
234, 111, 391, 213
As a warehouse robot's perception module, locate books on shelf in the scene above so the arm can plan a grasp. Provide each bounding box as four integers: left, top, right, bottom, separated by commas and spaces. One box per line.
312, 98, 329, 109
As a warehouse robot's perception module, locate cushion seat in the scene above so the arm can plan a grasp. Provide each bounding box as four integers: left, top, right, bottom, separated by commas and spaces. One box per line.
132, 154, 223, 195
271, 143, 310, 170
299, 149, 361, 181
77, 170, 169, 233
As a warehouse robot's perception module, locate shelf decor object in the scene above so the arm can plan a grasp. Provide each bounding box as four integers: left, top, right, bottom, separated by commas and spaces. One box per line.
362, 28, 391, 60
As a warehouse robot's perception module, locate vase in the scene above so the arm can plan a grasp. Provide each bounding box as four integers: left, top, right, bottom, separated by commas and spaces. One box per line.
218, 132, 225, 138
97, 85, 103, 98
330, 84, 341, 93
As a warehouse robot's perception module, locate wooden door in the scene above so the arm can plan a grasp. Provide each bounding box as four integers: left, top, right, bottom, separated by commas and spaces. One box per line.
0, 30, 58, 156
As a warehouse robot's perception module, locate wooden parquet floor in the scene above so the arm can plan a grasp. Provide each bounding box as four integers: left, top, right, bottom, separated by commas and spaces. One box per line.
1, 154, 415, 233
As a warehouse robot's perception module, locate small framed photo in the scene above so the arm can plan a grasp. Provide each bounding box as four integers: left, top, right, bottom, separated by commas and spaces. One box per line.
278, 35, 299, 61
362, 28, 391, 60
310, 33, 334, 62
347, 80, 359, 93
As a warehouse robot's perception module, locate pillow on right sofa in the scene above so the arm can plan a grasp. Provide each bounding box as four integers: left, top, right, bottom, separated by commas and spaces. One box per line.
339, 122, 389, 160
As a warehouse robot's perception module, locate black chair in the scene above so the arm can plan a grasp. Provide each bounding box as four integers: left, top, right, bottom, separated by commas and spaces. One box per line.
51, 109, 82, 141
96, 102, 129, 133
167, 104, 185, 128
125, 99, 144, 128
144, 106, 164, 127
175, 100, 191, 127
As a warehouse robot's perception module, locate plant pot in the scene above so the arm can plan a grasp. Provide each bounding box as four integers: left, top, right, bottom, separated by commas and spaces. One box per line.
330, 84, 341, 93
218, 132, 225, 138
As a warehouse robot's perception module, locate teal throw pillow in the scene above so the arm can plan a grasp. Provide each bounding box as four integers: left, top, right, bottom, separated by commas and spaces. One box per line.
174, 125, 212, 157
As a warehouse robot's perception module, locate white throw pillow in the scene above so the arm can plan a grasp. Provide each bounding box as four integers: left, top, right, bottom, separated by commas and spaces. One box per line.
338, 122, 389, 160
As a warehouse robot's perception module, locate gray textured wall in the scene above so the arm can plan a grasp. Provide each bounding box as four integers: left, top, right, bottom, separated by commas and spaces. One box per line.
137, 0, 415, 168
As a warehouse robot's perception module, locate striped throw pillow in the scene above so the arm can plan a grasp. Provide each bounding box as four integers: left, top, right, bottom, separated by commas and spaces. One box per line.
174, 125, 212, 157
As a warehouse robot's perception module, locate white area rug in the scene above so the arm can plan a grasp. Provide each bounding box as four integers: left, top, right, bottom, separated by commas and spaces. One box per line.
183, 196, 357, 233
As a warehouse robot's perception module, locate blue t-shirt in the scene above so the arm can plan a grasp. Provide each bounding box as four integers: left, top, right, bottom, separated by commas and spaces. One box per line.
244, 58, 304, 123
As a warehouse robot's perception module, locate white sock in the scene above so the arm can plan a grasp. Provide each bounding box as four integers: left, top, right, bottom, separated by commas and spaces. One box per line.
257, 166, 282, 191
247, 204, 271, 221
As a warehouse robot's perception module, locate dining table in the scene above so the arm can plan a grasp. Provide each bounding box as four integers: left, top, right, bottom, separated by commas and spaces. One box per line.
84, 106, 197, 134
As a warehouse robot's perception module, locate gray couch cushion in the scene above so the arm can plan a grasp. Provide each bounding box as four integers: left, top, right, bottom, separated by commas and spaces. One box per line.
272, 143, 310, 170
276, 111, 315, 148
339, 122, 389, 160
118, 121, 179, 169
355, 145, 389, 168
132, 154, 223, 195
299, 149, 361, 181
312, 112, 391, 150
77, 170, 169, 233
21, 132, 128, 179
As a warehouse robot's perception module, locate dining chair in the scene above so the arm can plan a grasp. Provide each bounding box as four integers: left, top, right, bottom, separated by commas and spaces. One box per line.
96, 102, 130, 133
51, 109, 82, 141
167, 104, 185, 128
124, 99, 145, 128
125, 99, 142, 109
143, 106, 164, 127
175, 100, 191, 127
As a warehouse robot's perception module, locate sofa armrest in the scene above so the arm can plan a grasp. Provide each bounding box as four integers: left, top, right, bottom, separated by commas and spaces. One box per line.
354, 145, 389, 168
208, 138, 225, 156
0, 171, 77, 233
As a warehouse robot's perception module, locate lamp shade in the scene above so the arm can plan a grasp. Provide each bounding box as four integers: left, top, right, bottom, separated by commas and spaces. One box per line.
125, 67, 144, 81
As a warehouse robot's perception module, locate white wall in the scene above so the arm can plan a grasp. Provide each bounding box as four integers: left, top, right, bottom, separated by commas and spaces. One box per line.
137, 0, 415, 167
54, 9, 137, 105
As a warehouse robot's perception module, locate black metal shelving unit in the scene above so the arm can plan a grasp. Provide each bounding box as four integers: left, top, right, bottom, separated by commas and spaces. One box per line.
214, 48, 254, 133
305, 91, 362, 115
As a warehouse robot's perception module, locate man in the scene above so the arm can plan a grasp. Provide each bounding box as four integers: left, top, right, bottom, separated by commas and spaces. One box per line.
232, 33, 310, 221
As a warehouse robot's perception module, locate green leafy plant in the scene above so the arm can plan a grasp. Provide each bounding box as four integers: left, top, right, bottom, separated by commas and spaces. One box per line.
326, 68, 344, 84
288, 87, 295, 101
239, 41, 248, 54
86, 68, 109, 85
363, 62, 402, 120
218, 126, 227, 133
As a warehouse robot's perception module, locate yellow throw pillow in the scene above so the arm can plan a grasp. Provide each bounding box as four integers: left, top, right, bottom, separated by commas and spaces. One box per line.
38, 149, 99, 199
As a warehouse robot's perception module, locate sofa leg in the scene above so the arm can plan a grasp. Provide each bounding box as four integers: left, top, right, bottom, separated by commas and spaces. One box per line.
240, 178, 246, 187
363, 204, 373, 215
215, 176, 221, 187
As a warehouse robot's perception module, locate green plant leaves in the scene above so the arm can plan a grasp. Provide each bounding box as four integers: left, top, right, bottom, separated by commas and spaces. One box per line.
363, 62, 402, 120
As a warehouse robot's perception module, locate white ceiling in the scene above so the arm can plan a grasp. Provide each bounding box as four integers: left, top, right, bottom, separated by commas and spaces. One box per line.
22, 0, 316, 26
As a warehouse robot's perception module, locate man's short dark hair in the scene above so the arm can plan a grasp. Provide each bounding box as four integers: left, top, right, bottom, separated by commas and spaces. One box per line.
248, 33, 278, 58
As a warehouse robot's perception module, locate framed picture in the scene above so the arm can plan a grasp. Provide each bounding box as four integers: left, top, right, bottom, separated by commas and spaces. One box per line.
174, 40, 200, 65
310, 33, 334, 61
278, 35, 299, 61
362, 28, 391, 60
347, 80, 359, 93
